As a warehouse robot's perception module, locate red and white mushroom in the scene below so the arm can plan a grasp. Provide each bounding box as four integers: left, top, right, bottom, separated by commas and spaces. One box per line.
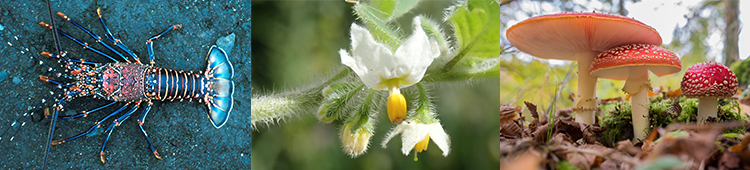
506, 12, 661, 124
680, 61, 738, 122
590, 44, 681, 140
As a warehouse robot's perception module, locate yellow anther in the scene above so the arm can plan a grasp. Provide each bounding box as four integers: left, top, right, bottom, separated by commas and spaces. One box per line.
414, 134, 430, 153
387, 93, 406, 124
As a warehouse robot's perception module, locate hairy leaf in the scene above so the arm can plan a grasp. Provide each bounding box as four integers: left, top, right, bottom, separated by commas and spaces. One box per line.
445, 0, 501, 70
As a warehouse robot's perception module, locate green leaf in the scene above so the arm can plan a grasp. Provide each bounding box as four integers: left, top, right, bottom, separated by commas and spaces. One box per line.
368, 0, 422, 22
556, 161, 581, 170
635, 155, 683, 170
353, 3, 404, 49
444, 0, 500, 70
422, 57, 500, 82
653, 130, 689, 143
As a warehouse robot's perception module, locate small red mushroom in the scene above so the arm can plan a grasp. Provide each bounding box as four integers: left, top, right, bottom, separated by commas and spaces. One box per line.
506, 12, 661, 124
680, 61, 738, 122
590, 44, 681, 140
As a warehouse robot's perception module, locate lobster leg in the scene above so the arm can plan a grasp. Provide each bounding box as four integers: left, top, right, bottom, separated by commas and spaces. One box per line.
50, 103, 131, 145
100, 102, 140, 163
96, 8, 140, 64
54, 12, 128, 61
38, 22, 120, 62
38, 75, 75, 88
49, 101, 118, 120
43, 96, 65, 169
146, 25, 182, 65
136, 102, 162, 159
40, 51, 100, 66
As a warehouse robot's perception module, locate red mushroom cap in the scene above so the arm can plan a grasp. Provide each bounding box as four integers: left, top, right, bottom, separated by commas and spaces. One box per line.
506, 12, 661, 60
680, 61, 738, 98
590, 44, 681, 80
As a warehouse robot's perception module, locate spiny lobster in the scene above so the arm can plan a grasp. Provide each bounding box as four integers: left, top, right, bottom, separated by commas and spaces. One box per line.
17, 1, 235, 168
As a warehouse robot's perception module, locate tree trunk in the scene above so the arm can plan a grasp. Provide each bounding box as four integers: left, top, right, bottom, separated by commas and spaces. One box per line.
724, 0, 740, 65
617, 0, 628, 16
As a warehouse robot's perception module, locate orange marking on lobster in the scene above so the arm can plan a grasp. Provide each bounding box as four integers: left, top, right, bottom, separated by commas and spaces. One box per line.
56, 12, 69, 21
38, 21, 52, 29
39, 75, 50, 82
51, 139, 65, 145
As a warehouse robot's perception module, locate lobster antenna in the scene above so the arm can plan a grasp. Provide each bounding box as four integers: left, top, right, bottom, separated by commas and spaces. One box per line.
47, 0, 64, 57
43, 0, 63, 169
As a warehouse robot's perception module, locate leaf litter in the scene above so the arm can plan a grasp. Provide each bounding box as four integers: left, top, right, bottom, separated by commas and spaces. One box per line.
500, 97, 750, 170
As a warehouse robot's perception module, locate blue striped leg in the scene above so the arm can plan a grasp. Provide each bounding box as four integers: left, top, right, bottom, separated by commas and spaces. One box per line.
40, 51, 100, 66
50, 103, 131, 146
43, 95, 66, 167
47, 102, 118, 119
39, 22, 120, 62
136, 102, 162, 159
100, 101, 140, 163
96, 8, 140, 64
55, 12, 128, 61
146, 25, 182, 64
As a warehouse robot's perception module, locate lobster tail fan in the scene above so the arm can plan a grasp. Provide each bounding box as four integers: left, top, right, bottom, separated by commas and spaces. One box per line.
205, 45, 234, 128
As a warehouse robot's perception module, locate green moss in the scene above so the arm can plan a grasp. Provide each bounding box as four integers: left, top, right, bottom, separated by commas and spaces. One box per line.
600, 102, 632, 147
599, 96, 747, 146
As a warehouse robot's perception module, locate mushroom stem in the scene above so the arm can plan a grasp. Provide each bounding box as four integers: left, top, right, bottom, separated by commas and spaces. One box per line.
573, 52, 599, 124
697, 98, 718, 122
630, 86, 649, 141
626, 66, 650, 141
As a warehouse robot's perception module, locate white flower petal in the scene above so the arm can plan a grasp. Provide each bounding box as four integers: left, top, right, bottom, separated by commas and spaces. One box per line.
381, 122, 407, 148
347, 23, 394, 90
399, 123, 429, 155
381, 122, 450, 156
394, 16, 441, 85
427, 122, 451, 156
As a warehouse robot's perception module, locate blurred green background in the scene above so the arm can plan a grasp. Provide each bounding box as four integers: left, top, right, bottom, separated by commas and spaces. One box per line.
251, 0, 500, 169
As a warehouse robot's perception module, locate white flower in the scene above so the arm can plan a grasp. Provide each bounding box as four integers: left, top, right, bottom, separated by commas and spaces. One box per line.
339, 16, 441, 124
381, 121, 450, 157
339, 16, 440, 91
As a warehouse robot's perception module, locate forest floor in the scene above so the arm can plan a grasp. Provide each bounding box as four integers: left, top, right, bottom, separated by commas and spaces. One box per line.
500, 90, 750, 170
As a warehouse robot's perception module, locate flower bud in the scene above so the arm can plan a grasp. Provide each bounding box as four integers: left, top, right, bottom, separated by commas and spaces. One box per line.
387, 93, 406, 124
340, 122, 372, 157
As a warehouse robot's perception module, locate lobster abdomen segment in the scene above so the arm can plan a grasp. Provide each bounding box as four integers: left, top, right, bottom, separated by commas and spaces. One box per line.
145, 67, 207, 101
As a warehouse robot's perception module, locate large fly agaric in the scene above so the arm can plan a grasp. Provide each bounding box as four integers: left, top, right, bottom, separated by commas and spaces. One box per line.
681, 61, 738, 122
506, 12, 661, 124
590, 44, 681, 140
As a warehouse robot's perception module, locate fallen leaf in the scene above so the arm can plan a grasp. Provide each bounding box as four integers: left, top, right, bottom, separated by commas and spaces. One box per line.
501, 121, 523, 137
501, 105, 518, 124
665, 88, 681, 98
717, 152, 741, 170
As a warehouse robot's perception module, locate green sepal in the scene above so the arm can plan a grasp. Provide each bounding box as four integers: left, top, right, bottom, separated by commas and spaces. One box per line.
407, 83, 436, 124
317, 83, 364, 123
348, 89, 376, 134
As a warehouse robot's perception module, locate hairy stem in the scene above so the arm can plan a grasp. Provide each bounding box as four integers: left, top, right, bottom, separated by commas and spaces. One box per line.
251, 68, 352, 128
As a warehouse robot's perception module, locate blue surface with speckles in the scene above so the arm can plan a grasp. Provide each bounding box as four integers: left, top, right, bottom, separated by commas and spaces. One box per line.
0, 0, 250, 169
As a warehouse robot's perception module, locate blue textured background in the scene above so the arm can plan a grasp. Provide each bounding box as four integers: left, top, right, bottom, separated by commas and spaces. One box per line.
0, 0, 250, 169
